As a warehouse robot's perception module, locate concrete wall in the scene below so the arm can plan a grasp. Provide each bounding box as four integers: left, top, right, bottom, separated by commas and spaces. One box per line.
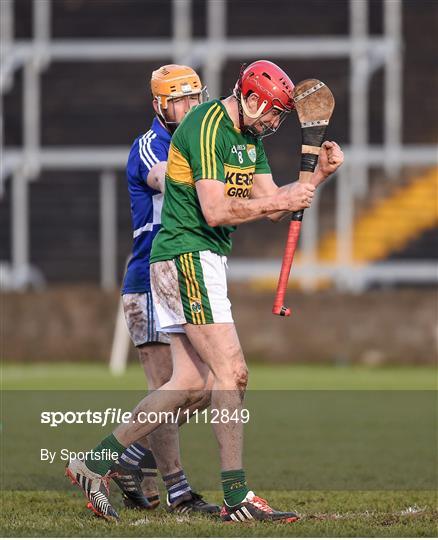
3, 286, 436, 365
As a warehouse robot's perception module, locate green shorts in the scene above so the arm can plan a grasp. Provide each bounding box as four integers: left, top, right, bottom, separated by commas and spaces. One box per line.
150, 250, 233, 332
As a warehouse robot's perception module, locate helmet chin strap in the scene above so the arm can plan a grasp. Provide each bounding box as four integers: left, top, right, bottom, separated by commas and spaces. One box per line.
240, 95, 268, 119
235, 97, 289, 139
157, 100, 179, 133
233, 91, 268, 135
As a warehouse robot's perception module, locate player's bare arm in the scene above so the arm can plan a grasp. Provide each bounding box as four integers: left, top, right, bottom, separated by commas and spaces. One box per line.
250, 175, 302, 222
195, 178, 315, 227
251, 142, 344, 198
250, 141, 344, 221
146, 161, 167, 192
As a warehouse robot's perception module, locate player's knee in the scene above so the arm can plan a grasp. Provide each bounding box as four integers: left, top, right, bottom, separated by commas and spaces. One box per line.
189, 388, 204, 404
193, 388, 211, 410
234, 365, 248, 396
212, 358, 248, 393
180, 388, 206, 408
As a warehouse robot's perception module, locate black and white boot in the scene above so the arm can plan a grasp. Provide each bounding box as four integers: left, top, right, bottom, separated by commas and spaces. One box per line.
65, 459, 119, 521
220, 491, 299, 523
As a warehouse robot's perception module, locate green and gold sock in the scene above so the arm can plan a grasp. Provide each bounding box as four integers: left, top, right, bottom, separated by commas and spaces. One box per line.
221, 469, 249, 506
85, 433, 126, 476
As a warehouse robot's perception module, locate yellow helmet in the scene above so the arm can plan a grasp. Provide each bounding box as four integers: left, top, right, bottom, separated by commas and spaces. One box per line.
150, 64, 205, 109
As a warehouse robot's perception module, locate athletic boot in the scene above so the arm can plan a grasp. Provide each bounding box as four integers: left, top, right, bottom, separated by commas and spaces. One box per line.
167, 491, 220, 515
220, 491, 299, 523
110, 461, 153, 510
65, 459, 119, 521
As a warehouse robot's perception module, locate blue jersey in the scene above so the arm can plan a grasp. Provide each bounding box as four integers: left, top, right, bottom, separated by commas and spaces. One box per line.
122, 117, 171, 294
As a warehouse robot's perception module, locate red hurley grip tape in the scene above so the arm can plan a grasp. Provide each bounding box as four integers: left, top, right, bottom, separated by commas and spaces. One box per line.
272, 220, 302, 316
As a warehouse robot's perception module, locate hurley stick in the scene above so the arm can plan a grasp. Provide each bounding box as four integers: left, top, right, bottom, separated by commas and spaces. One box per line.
272, 79, 335, 316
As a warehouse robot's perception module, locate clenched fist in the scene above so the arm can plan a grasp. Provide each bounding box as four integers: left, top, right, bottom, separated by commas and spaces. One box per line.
311, 141, 344, 187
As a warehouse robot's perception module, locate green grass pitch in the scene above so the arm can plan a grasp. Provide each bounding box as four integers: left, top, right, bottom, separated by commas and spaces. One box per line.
1, 363, 437, 537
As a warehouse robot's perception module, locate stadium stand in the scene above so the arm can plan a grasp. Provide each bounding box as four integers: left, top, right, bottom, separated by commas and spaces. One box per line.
1, 0, 437, 286
318, 168, 438, 262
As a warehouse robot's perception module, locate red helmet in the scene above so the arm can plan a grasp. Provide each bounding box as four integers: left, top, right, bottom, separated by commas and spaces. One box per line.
234, 60, 294, 137
236, 60, 294, 115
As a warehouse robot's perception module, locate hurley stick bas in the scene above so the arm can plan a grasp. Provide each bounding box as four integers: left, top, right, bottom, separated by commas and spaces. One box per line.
272, 79, 335, 316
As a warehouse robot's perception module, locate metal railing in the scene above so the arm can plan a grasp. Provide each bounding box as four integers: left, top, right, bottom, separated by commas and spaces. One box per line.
1, 0, 437, 293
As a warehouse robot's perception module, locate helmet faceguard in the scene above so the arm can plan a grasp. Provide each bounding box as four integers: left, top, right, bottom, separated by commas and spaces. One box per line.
247, 107, 290, 139
233, 60, 295, 138
151, 64, 208, 132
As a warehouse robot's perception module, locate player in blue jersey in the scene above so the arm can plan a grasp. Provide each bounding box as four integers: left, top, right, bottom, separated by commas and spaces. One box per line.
112, 65, 218, 515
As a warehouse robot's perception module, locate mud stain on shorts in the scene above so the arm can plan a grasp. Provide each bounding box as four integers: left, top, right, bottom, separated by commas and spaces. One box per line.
151, 261, 185, 321
122, 293, 170, 346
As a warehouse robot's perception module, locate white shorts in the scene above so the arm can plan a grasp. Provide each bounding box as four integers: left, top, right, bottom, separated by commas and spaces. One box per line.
150, 250, 233, 333
122, 292, 170, 346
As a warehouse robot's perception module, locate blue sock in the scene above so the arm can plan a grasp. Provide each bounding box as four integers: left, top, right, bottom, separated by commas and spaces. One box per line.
118, 443, 147, 468
163, 470, 192, 504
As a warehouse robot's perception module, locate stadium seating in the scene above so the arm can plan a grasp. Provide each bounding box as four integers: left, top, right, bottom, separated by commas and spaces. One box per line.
318, 168, 438, 262
1, 0, 437, 283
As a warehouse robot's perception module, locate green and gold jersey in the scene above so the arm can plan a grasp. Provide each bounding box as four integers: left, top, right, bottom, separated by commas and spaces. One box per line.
150, 99, 271, 263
